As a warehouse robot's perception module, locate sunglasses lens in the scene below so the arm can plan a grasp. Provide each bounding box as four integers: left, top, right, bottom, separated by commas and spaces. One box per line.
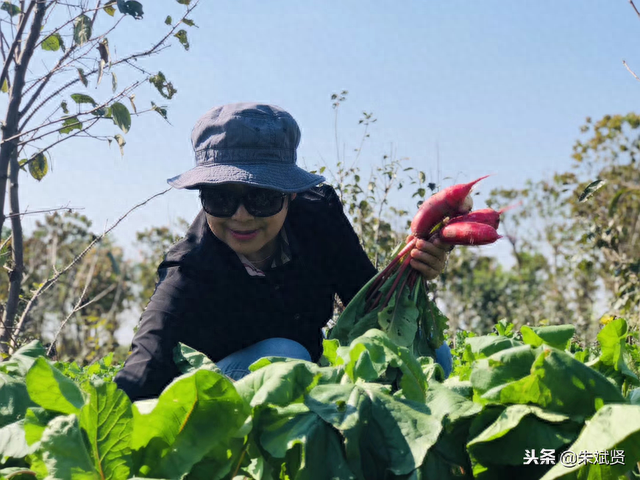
200, 187, 286, 217
244, 189, 285, 217
200, 189, 240, 217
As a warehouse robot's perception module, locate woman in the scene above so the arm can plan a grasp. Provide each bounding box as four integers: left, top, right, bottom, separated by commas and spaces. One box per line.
114, 103, 452, 401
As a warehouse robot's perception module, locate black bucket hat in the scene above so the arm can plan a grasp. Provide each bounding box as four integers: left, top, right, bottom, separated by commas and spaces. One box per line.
167, 103, 325, 193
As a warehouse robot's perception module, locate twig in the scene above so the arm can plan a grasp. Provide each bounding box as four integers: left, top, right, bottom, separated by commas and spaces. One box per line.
630, 0, 640, 19
623, 60, 640, 82
9, 187, 171, 353
6, 204, 83, 218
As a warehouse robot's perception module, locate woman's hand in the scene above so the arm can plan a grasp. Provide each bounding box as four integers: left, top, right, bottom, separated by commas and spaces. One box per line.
408, 236, 452, 280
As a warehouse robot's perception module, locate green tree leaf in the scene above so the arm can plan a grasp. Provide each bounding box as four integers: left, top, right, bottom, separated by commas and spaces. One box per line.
173, 29, 189, 50
164, 15, 172, 25
60, 100, 69, 114
116, 0, 143, 19
103, 2, 116, 16
79, 381, 133, 480
110, 102, 131, 133
182, 18, 196, 27
70, 93, 97, 106
0, 2, 20, 16
1, 78, 7, 93
25, 357, 85, 415
150, 101, 168, 121
59, 117, 83, 135
149, 72, 177, 99
114, 134, 126, 156
176, 0, 191, 4
111, 71, 117, 93
27, 152, 48, 181
73, 14, 92, 46
77, 68, 88, 87
42, 33, 64, 52
578, 179, 606, 203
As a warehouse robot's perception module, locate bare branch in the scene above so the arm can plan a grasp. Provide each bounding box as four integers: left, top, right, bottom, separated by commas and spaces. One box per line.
623, 60, 640, 82
630, 0, 640, 19
19, 115, 100, 158
7, 204, 83, 218
10, 187, 172, 353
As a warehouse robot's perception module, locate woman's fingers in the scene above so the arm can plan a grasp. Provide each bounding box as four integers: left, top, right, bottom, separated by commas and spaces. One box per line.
409, 238, 452, 279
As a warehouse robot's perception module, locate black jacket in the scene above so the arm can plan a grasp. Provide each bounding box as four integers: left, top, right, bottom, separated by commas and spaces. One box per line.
114, 185, 377, 401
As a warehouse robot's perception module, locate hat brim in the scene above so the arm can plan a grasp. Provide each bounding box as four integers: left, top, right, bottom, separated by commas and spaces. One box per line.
167, 163, 326, 193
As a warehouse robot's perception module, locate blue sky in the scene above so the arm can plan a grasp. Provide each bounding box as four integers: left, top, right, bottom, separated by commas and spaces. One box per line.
18, 0, 640, 266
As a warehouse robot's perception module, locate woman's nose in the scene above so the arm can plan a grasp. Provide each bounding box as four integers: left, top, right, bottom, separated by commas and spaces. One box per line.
231, 202, 253, 220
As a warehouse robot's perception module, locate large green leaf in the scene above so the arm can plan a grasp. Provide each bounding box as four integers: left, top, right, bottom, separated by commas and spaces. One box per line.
35, 414, 99, 480
336, 329, 428, 403
131, 369, 249, 479
79, 381, 133, 480
540, 404, 640, 479
173, 343, 221, 375
0, 341, 45, 377
520, 325, 575, 350
467, 404, 581, 478
596, 317, 627, 369
257, 403, 355, 479
470, 345, 538, 395
110, 102, 131, 133
306, 383, 442, 478
377, 288, 419, 347
466, 335, 523, 357
235, 360, 328, 408
25, 358, 85, 415
481, 348, 625, 418
0, 373, 36, 428
0, 420, 35, 460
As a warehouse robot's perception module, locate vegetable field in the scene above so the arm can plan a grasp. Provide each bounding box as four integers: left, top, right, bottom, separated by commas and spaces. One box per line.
0, 317, 639, 480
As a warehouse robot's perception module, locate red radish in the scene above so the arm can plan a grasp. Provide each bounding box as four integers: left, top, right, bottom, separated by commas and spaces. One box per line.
447, 203, 519, 230
439, 222, 501, 246
410, 175, 489, 238
447, 208, 501, 230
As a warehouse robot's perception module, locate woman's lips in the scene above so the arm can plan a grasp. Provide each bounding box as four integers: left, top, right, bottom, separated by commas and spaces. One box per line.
229, 229, 258, 241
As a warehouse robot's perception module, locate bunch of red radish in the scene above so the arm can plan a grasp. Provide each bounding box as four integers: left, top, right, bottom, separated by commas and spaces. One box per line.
364, 175, 509, 313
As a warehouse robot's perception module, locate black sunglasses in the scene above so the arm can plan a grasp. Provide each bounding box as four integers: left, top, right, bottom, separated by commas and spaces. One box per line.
199, 186, 289, 218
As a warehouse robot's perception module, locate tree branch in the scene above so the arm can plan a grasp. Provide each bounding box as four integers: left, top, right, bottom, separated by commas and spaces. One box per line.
0, 150, 25, 352
0, 1, 35, 94
18, 1, 197, 131
9, 187, 171, 353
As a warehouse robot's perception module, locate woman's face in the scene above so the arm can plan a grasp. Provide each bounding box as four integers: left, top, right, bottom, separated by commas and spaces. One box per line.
203, 184, 296, 260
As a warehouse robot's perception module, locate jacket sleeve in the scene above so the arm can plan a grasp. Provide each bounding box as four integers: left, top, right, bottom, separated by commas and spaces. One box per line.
114, 271, 184, 401
323, 186, 378, 307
